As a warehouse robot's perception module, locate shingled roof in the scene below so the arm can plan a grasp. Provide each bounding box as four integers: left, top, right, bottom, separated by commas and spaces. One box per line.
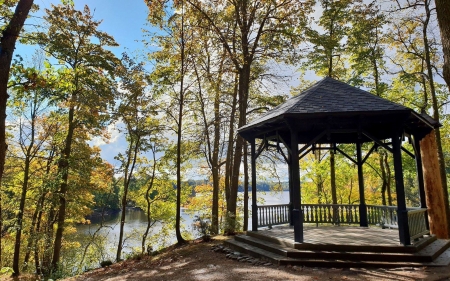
241, 77, 410, 130
238, 77, 438, 143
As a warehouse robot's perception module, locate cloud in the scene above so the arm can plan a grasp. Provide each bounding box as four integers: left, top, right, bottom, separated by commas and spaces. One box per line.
91, 122, 123, 147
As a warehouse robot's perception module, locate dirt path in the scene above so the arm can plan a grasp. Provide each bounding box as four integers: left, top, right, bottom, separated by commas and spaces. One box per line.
60, 237, 450, 281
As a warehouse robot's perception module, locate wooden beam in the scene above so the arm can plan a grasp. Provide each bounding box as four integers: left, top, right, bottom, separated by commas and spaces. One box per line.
298, 130, 327, 155
255, 139, 266, 159
393, 132, 411, 245
250, 138, 258, 232
299, 148, 313, 160
362, 144, 378, 164
356, 142, 368, 227
290, 126, 303, 243
336, 147, 358, 165
362, 131, 394, 153
401, 146, 415, 159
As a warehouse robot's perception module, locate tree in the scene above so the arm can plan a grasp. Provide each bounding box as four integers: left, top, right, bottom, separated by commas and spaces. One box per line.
435, 0, 450, 91
114, 54, 158, 261
303, 0, 352, 209
31, 4, 119, 270
389, 0, 450, 234
8, 52, 54, 276
183, 0, 313, 234
0, 0, 34, 266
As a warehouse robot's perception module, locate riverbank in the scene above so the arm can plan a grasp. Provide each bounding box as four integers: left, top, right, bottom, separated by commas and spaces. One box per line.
60, 236, 450, 281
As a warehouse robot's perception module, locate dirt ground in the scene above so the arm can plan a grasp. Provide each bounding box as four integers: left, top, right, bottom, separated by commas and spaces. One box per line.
4, 236, 450, 281
59, 236, 450, 281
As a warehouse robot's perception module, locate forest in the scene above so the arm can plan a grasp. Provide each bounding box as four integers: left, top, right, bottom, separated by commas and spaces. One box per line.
1, 0, 450, 279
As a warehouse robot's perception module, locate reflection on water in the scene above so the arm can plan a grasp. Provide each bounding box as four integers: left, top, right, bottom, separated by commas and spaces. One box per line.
76, 207, 197, 261
73, 191, 288, 269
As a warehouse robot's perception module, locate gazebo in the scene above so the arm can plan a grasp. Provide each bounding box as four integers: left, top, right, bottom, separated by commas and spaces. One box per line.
238, 77, 439, 246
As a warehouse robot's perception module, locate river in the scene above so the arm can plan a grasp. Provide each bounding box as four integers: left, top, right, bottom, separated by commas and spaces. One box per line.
74, 190, 289, 268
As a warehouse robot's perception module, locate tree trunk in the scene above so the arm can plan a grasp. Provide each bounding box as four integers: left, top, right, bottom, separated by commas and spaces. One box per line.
142, 148, 157, 254
52, 105, 76, 270
422, 1, 450, 232
116, 136, 140, 261
12, 148, 32, 275
224, 75, 238, 216
420, 131, 450, 238
0, 0, 34, 267
174, 1, 187, 244
226, 65, 250, 234
211, 65, 222, 234
435, 0, 450, 90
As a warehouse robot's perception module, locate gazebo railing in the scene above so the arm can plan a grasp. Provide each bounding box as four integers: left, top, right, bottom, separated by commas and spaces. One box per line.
366, 205, 398, 227
257, 204, 290, 227
407, 208, 429, 240
302, 204, 360, 225
255, 204, 429, 240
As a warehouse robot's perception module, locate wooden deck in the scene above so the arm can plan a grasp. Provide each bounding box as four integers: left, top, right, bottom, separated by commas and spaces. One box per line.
224, 225, 450, 267
258, 225, 401, 246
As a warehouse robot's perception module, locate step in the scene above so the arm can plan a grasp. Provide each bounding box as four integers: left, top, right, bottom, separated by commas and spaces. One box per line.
246, 230, 436, 253
224, 239, 437, 268
236, 234, 447, 263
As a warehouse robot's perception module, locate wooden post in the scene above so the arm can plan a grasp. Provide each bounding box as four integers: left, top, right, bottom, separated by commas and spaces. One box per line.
413, 135, 429, 230
288, 153, 294, 226
392, 132, 410, 245
290, 126, 303, 243
356, 142, 368, 227
250, 137, 258, 232
420, 131, 450, 238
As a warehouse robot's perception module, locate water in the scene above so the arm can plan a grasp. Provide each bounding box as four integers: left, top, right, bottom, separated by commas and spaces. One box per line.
74, 191, 288, 264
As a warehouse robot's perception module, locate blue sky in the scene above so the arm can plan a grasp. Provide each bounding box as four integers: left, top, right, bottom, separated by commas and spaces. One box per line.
12, 0, 300, 178
18, 0, 152, 57
14, 0, 155, 166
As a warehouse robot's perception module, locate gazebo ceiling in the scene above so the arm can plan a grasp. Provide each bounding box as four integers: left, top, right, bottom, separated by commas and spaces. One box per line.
238, 77, 438, 144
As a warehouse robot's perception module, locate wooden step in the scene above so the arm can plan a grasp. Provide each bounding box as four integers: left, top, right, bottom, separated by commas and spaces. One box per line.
245, 230, 436, 253
224, 239, 443, 268
235, 234, 449, 263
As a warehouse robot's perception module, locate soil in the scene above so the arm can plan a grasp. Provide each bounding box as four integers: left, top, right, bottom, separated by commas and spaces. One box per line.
4, 236, 450, 281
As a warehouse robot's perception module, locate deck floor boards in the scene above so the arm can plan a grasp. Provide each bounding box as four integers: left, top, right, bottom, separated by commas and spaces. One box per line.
255, 225, 404, 246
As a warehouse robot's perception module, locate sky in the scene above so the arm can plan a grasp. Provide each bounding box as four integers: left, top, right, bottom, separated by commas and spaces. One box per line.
18, 0, 152, 58
15, 0, 157, 167
12, 0, 299, 179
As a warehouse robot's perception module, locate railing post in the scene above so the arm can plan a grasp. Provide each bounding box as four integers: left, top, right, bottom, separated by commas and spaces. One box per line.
357, 142, 368, 227
393, 131, 411, 245
250, 137, 258, 231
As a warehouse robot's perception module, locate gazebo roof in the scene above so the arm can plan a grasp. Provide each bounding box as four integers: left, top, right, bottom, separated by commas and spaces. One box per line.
239, 77, 438, 144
